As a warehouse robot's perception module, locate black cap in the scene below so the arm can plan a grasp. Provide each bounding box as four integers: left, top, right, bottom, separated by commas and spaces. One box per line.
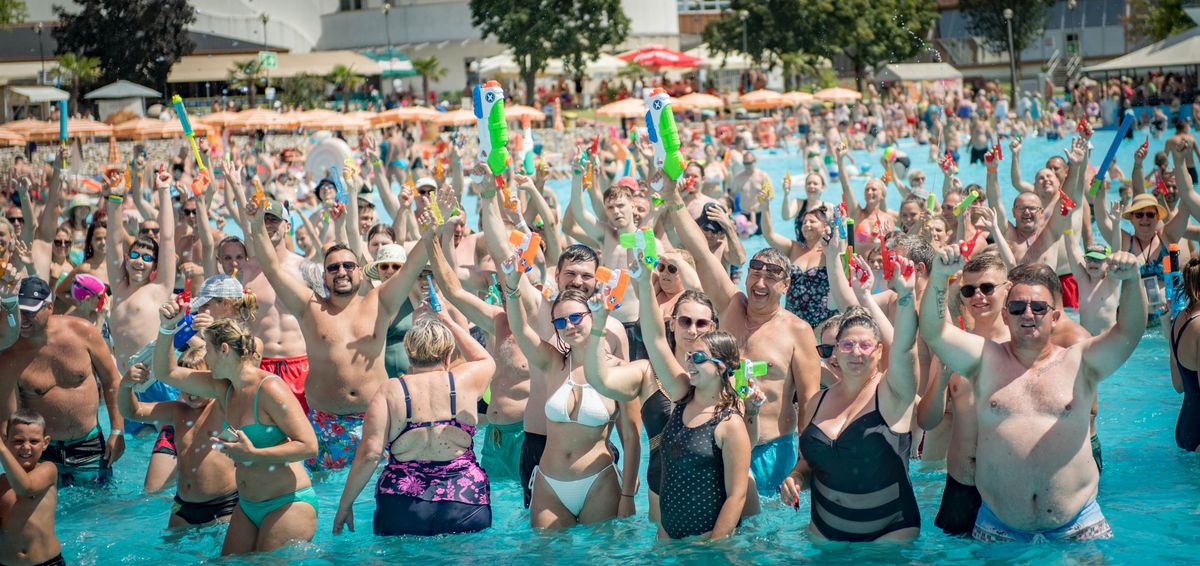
696, 202, 724, 234
18, 277, 51, 312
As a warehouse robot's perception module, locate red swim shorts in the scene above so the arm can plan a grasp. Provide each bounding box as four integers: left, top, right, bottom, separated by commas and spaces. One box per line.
260, 355, 310, 414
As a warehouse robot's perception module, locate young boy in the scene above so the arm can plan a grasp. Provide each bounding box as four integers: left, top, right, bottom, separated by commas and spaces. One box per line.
1066, 242, 1120, 336
0, 409, 64, 566
118, 349, 238, 529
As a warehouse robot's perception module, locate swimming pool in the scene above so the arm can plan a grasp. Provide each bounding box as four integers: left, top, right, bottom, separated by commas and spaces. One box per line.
64, 130, 1200, 563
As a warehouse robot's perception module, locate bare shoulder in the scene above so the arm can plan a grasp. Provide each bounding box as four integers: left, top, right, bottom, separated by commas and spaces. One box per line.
51, 315, 101, 339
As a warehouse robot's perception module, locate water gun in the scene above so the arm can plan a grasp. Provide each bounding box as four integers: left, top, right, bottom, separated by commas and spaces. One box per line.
1058, 188, 1077, 216
619, 229, 658, 268
508, 230, 541, 273
959, 231, 982, 259
434, 157, 445, 183
733, 359, 767, 399
582, 161, 594, 190
1139, 136, 1149, 157
844, 217, 856, 278
939, 149, 956, 173
429, 193, 445, 226
926, 193, 938, 213
1165, 243, 1184, 317
759, 177, 774, 202
519, 115, 536, 174
485, 273, 503, 306
1076, 118, 1093, 139
993, 141, 1003, 161
644, 88, 685, 186
953, 190, 980, 216
594, 267, 631, 310
176, 279, 192, 317
330, 164, 350, 213
426, 274, 442, 313
251, 177, 266, 208
1089, 111, 1135, 197
58, 100, 68, 169
881, 164, 893, 184
588, 137, 600, 158
1154, 171, 1170, 197
473, 80, 511, 204
880, 232, 894, 280
172, 95, 210, 192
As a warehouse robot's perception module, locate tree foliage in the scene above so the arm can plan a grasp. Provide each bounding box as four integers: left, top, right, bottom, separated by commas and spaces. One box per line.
959, 0, 1055, 66
326, 64, 365, 111
470, 0, 630, 105
227, 59, 265, 107
0, 0, 27, 25
412, 57, 447, 104
52, 52, 101, 111
277, 73, 327, 110
53, 0, 195, 92
703, 0, 935, 92
1128, 0, 1196, 44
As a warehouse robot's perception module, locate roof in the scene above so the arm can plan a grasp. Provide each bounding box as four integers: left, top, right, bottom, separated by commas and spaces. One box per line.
876, 63, 963, 82
0, 24, 280, 64
168, 50, 380, 83
84, 80, 161, 100
7, 85, 68, 103
1083, 26, 1200, 73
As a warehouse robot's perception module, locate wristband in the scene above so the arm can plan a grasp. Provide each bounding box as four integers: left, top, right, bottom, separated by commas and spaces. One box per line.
504, 285, 520, 299
670, 203, 686, 212
481, 190, 497, 199
1063, 228, 1073, 234
370, 159, 383, 167
986, 167, 997, 174
591, 328, 606, 338
160, 324, 178, 335
107, 194, 125, 203
109, 430, 122, 436
620, 493, 635, 498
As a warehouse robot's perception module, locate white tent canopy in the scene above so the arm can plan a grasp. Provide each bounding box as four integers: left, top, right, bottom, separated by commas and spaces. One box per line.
476, 52, 628, 77
876, 63, 962, 82
85, 80, 161, 100
9, 86, 68, 103
1084, 26, 1200, 73
685, 44, 755, 71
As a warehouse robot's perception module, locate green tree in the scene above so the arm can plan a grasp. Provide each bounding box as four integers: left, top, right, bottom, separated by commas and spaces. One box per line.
702, 0, 815, 69
52, 0, 196, 93
326, 64, 365, 111
0, 0, 27, 25
959, 0, 1055, 79
412, 57, 447, 105
1128, 0, 1195, 43
52, 52, 101, 113
470, 0, 630, 105
277, 73, 327, 110
227, 59, 265, 108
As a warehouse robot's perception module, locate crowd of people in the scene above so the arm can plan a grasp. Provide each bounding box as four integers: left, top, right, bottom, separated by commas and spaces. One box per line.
0, 76, 1197, 561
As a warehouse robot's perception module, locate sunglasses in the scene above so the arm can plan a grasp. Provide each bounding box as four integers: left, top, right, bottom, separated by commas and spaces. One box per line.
551, 311, 590, 329
325, 261, 359, 274
377, 263, 402, 271
838, 339, 879, 354
53, 239, 70, 247
1006, 300, 1051, 316
128, 250, 155, 263
1130, 211, 1157, 219
182, 209, 198, 217
656, 263, 679, 274
140, 228, 161, 236
418, 188, 435, 196
748, 259, 787, 280
816, 344, 835, 359
960, 282, 1000, 298
5, 216, 22, 223
674, 315, 714, 332
686, 351, 724, 368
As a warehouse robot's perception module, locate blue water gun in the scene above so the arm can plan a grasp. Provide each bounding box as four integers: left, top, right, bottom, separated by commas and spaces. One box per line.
427, 274, 442, 313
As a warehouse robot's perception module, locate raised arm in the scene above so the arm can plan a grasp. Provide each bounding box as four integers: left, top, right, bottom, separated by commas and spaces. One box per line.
375, 225, 431, 318
1010, 136, 1035, 193
980, 206, 1017, 271
118, 362, 177, 426
428, 227, 499, 335
245, 199, 314, 316
919, 246, 986, 379
632, 257, 690, 401
821, 218, 857, 311
154, 171, 178, 291
197, 185, 218, 278
1093, 180, 1123, 250
663, 177, 738, 314
582, 298, 644, 402
985, 154, 1010, 230
566, 161, 602, 240
880, 256, 919, 420
499, 253, 560, 372
754, 197, 791, 254
832, 140, 860, 213
1081, 251, 1147, 382
151, 299, 227, 399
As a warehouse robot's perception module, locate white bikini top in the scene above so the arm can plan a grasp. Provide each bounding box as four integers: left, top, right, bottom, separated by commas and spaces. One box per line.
545, 356, 614, 428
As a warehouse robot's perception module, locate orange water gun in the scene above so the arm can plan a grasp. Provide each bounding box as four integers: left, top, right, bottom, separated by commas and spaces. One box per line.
595, 267, 631, 310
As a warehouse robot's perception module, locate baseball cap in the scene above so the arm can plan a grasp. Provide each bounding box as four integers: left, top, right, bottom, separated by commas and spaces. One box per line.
191, 274, 245, 311
18, 277, 51, 312
264, 199, 286, 219
415, 177, 438, 191
1084, 245, 1111, 261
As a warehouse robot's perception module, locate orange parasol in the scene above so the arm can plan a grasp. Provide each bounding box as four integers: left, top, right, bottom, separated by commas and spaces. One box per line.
198, 111, 241, 128
739, 89, 785, 110
372, 106, 440, 125
0, 128, 26, 146
433, 109, 477, 127
2, 118, 49, 133
505, 104, 546, 122
223, 108, 299, 133
301, 114, 373, 131
781, 91, 815, 106
596, 98, 645, 119
673, 93, 724, 110
27, 118, 113, 141
814, 87, 862, 103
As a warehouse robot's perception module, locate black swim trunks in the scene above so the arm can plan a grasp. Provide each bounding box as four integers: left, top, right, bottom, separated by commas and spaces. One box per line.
520, 432, 547, 508
934, 474, 982, 536
1092, 433, 1103, 474
623, 320, 648, 362
172, 491, 239, 525
969, 146, 988, 165
42, 426, 111, 487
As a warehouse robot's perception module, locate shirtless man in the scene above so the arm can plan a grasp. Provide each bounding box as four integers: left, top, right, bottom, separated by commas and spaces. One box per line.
246, 197, 428, 472
920, 252, 1145, 542
665, 176, 820, 495
104, 169, 177, 373
1010, 137, 1088, 306
1166, 119, 1200, 181
1065, 243, 1119, 336
918, 254, 1010, 536
0, 277, 124, 486
729, 152, 769, 234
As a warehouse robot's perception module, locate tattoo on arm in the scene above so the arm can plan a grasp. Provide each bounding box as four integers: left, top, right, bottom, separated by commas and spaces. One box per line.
898, 295, 913, 306
935, 292, 947, 320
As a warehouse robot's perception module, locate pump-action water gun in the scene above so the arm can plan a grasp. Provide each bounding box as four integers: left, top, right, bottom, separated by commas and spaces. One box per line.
644, 88, 685, 187
953, 190, 980, 216
844, 217, 856, 278
1165, 243, 1184, 317
474, 80, 512, 207
1089, 111, 1136, 197
509, 230, 541, 273
58, 100, 68, 169
426, 274, 442, 313
172, 95, 211, 193
734, 359, 767, 399
619, 229, 658, 268
595, 267, 631, 310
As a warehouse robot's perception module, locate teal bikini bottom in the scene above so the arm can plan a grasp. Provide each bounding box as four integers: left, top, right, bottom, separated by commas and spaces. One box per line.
239, 486, 318, 527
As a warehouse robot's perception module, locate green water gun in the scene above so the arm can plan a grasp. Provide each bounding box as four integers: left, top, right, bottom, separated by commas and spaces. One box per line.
734, 359, 768, 399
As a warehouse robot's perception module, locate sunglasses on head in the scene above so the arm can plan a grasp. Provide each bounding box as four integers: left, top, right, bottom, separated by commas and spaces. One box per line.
674, 315, 713, 332
53, 239, 70, 247
325, 261, 359, 274
128, 250, 154, 263
960, 282, 1000, 298
72, 281, 100, 299
1006, 300, 1050, 316
686, 351, 724, 368
816, 344, 835, 359
551, 311, 590, 329
748, 259, 787, 280
656, 263, 678, 274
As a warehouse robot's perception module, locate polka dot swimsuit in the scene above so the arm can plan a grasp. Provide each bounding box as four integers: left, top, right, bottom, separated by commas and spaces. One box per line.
660, 402, 734, 539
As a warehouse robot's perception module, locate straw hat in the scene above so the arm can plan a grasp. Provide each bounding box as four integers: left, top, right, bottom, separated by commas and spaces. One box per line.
1123, 193, 1167, 221
365, 244, 408, 280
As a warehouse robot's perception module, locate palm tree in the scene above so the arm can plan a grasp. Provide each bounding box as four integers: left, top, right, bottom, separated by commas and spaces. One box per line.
325, 64, 365, 111
411, 57, 446, 106
227, 59, 266, 107
52, 52, 101, 113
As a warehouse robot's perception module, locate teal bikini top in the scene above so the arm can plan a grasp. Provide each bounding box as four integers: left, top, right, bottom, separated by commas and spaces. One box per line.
224, 376, 288, 449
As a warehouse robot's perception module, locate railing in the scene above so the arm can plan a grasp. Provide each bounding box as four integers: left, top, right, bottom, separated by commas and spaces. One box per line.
1045, 49, 1061, 80
1065, 53, 1083, 83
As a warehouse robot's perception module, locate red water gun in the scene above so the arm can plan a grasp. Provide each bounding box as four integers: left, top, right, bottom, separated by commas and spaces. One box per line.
959, 231, 982, 259
1076, 119, 1093, 139
939, 150, 956, 173
994, 141, 1003, 161
176, 279, 192, 317
1058, 188, 1077, 216
880, 232, 894, 280
1154, 171, 1170, 197
588, 137, 600, 158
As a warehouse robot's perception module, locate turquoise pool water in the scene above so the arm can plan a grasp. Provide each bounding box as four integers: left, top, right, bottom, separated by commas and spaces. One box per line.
63, 130, 1200, 563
